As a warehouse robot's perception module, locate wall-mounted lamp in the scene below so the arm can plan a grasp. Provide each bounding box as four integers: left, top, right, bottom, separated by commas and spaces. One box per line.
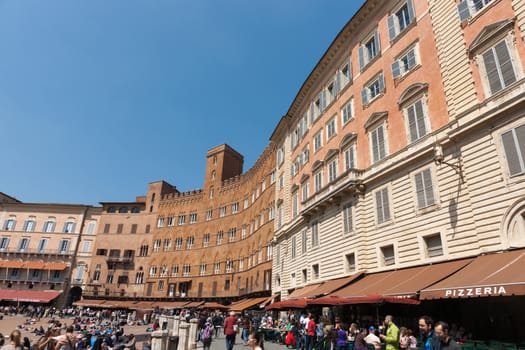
434, 144, 464, 182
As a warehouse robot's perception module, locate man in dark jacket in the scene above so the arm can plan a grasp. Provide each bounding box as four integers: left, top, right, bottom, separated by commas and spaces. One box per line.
434, 322, 461, 350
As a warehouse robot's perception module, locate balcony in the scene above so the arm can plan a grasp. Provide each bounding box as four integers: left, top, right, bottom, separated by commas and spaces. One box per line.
0, 247, 72, 257
106, 256, 134, 264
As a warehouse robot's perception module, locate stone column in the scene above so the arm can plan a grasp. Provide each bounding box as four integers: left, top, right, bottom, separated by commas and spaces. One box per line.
178, 321, 189, 350
188, 318, 199, 350
166, 315, 175, 334
172, 316, 180, 336
151, 329, 168, 350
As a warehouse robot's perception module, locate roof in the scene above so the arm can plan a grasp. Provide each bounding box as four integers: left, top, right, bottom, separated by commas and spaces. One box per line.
420, 249, 525, 300
0, 290, 61, 303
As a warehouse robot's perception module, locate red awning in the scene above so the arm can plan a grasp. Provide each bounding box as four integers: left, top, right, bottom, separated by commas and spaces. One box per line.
420, 249, 525, 299
0, 289, 61, 303
308, 294, 420, 305
229, 297, 269, 311
287, 283, 324, 299
265, 298, 308, 310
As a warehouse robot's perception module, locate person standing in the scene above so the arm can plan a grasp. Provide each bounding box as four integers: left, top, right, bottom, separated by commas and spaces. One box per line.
335, 323, 348, 350
305, 314, 316, 350
380, 315, 400, 350
248, 331, 264, 350
418, 316, 436, 350
433, 322, 461, 350
224, 311, 238, 350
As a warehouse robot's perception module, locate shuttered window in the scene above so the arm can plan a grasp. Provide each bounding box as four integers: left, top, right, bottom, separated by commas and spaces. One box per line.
406, 100, 428, 143
388, 0, 415, 41
415, 168, 435, 209
359, 28, 380, 70
343, 202, 353, 234
392, 46, 418, 79
362, 72, 385, 105
502, 124, 525, 176
482, 40, 517, 95
457, 0, 494, 21
371, 124, 387, 163
375, 187, 391, 224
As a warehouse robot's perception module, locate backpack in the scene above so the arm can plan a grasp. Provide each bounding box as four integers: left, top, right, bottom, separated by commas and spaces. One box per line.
202, 325, 212, 340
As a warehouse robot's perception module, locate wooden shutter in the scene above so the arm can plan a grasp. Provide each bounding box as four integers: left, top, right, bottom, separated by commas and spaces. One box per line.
375, 190, 384, 223
373, 28, 380, 55
502, 127, 525, 176
407, 0, 415, 23
457, 1, 471, 21
392, 60, 401, 79
423, 169, 435, 206
415, 100, 427, 139
407, 104, 418, 143
495, 40, 517, 88
378, 72, 385, 93
387, 15, 396, 41
358, 45, 365, 70
483, 48, 502, 94
361, 87, 369, 105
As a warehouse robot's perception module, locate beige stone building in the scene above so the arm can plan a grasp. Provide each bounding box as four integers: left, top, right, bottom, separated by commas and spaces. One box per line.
0, 196, 101, 306
271, 0, 525, 315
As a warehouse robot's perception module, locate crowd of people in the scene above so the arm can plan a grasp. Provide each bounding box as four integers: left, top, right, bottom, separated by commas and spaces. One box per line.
199, 311, 471, 350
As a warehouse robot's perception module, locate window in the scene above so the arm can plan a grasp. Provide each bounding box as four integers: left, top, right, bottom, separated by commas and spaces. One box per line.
145, 224, 150, 233
226, 259, 234, 273
107, 207, 116, 213
269, 206, 275, 220
392, 45, 419, 79
311, 220, 319, 248
300, 147, 309, 165
23, 218, 36, 232
302, 181, 309, 202
163, 239, 171, 251
311, 92, 325, 123
37, 239, 47, 253
277, 147, 285, 167
424, 234, 444, 257
279, 173, 284, 190
183, 264, 191, 277
313, 131, 323, 152
87, 222, 96, 234
229, 228, 236, 242
481, 39, 517, 96
203, 233, 210, 247
291, 236, 297, 259
370, 124, 387, 163
502, 124, 525, 176
43, 220, 55, 233
189, 213, 197, 224
3, 218, 16, 231
82, 240, 91, 253
117, 224, 123, 234
301, 230, 307, 254
341, 98, 354, 125
149, 266, 157, 277
17, 238, 29, 252
457, 0, 494, 21
217, 231, 224, 245
381, 245, 396, 266
171, 265, 179, 276
277, 203, 283, 228
167, 216, 175, 226
231, 202, 239, 214
359, 28, 380, 70
405, 99, 429, 143
338, 59, 352, 89
326, 117, 336, 139
153, 239, 161, 252
200, 263, 207, 276
239, 259, 244, 272
178, 215, 186, 225
314, 170, 323, 193
362, 72, 385, 105
214, 262, 220, 274
344, 143, 356, 170
103, 224, 110, 234
206, 209, 213, 221
135, 272, 144, 284
270, 171, 276, 184
302, 269, 308, 284
388, 0, 415, 41
130, 224, 137, 234
312, 264, 320, 280
59, 239, 70, 254
139, 245, 148, 256
345, 253, 356, 273
375, 187, 391, 224
342, 202, 353, 234
0, 237, 9, 250
131, 207, 140, 213
175, 238, 182, 250
328, 159, 338, 183
415, 168, 435, 209
220, 206, 226, 217
209, 187, 214, 199
292, 190, 299, 218
186, 236, 194, 249
157, 217, 164, 228
225, 279, 230, 290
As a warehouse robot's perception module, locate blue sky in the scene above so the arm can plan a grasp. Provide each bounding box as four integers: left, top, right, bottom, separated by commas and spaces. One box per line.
0, 1, 365, 205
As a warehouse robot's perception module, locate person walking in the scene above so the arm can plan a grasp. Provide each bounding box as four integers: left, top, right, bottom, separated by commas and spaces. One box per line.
224, 311, 238, 350
433, 322, 461, 350
418, 316, 437, 350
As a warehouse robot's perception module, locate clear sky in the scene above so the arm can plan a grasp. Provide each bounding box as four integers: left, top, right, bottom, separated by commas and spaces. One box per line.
0, 1, 365, 206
